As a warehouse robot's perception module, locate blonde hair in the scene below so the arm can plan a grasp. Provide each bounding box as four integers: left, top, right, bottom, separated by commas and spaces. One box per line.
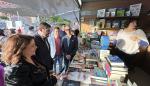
1, 34, 34, 64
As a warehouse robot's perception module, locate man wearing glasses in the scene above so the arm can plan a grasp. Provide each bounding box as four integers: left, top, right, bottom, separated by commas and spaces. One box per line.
34, 22, 54, 71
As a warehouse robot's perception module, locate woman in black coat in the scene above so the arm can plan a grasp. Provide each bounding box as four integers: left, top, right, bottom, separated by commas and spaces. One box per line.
1, 34, 57, 86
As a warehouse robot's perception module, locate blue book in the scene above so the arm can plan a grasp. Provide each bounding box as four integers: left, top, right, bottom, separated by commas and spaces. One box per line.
107, 55, 124, 67
100, 36, 110, 50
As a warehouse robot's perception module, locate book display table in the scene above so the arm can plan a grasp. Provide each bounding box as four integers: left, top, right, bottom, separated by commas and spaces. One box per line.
56, 49, 134, 86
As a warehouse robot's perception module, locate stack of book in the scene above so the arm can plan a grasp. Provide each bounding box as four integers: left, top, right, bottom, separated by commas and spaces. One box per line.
90, 67, 108, 85
105, 55, 128, 80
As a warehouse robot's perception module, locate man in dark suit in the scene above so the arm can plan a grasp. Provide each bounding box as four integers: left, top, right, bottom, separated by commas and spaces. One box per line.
62, 25, 78, 72
34, 22, 53, 71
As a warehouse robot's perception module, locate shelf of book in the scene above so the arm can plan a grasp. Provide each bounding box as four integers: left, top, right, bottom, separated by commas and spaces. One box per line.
97, 16, 139, 20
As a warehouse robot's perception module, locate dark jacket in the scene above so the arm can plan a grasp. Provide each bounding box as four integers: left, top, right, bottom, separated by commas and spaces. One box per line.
4, 57, 57, 86
34, 34, 53, 70
62, 35, 78, 58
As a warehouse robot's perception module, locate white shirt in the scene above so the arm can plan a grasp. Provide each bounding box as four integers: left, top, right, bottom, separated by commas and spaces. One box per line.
116, 29, 149, 54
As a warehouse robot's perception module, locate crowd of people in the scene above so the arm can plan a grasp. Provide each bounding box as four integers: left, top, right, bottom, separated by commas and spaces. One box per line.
0, 19, 150, 86
0, 22, 79, 86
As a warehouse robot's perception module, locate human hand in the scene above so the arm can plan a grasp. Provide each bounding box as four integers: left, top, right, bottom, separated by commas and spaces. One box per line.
66, 55, 71, 60
147, 46, 150, 52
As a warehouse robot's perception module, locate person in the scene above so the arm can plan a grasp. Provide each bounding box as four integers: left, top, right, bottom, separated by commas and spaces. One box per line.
74, 29, 82, 48
59, 24, 66, 38
49, 26, 63, 74
0, 64, 4, 86
1, 34, 57, 86
34, 22, 54, 71
62, 25, 78, 72
0, 29, 7, 51
27, 26, 35, 36
115, 19, 149, 70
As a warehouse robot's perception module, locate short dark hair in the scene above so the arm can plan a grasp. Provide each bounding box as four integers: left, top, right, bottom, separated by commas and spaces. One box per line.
74, 29, 79, 36
124, 18, 138, 28
40, 22, 51, 29
29, 26, 34, 30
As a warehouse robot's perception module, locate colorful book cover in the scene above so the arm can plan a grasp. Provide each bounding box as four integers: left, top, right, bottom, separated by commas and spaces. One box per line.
97, 9, 106, 17
100, 36, 110, 50
107, 55, 124, 67
116, 8, 125, 17
91, 67, 107, 80
112, 20, 120, 28
130, 3, 142, 16
108, 8, 117, 17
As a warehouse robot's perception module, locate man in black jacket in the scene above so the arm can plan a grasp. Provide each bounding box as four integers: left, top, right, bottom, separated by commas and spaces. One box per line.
62, 25, 78, 72
34, 22, 53, 71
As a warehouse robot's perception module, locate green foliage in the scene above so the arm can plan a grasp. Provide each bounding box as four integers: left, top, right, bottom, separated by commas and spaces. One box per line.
49, 16, 71, 24
0, 16, 9, 20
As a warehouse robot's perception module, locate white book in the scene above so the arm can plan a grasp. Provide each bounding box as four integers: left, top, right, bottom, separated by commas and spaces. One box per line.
111, 70, 128, 75
99, 50, 110, 61
111, 66, 128, 72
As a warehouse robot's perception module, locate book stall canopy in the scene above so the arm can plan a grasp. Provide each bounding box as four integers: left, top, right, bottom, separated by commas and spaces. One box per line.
0, 0, 79, 19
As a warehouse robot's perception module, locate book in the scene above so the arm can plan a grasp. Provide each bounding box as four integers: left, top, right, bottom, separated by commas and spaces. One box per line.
111, 66, 128, 72
97, 9, 106, 17
106, 55, 124, 67
108, 8, 117, 17
62, 80, 80, 86
99, 50, 110, 61
90, 67, 107, 81
105, 20, 111, 28
110, 74, 126, 80
130, 3, 142, 16
100, 36, 110, 50
116, 8, 125, 17
111, 70, 128, 75
91, 40, 100, 49
112, 20, 120, 28
96, 19, 106, 29
121, 20, 127, 28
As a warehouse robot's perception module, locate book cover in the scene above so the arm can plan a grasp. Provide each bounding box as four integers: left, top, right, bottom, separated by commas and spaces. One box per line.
116, 8, 125, 17
108, 8, 117, 17
62, 80, 80, 86
100, 36, 110, 50
121, 20, 127, 28
130, 3, 142, 16
112, 20, 120, 29
90, 67, 107, 81
97, 9, 106, 17
107, 55, 124, 67
91, 40, 100, 49
99, 50, 110, 61
96, 19, 106, 29
91, 78, 107, 85
105, 20, 111, 28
